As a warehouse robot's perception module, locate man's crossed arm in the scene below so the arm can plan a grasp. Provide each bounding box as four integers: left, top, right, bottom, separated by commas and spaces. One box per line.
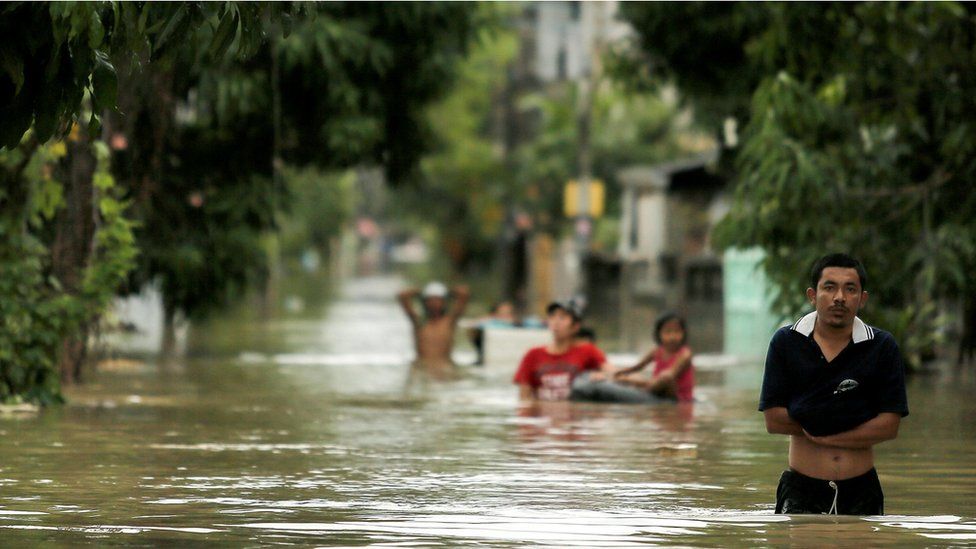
763, 408, 901, 449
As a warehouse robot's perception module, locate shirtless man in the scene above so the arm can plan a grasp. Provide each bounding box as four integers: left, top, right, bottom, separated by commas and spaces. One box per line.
398, 282, 470, 367
759, 253, 909, 515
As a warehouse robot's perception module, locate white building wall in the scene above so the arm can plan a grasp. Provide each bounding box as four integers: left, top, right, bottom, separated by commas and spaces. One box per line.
533, 1, 631, 82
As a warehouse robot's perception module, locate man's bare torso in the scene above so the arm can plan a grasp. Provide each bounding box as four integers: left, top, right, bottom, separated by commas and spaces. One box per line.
789, 435, 874, 480
414, 316, 457, 363
398, 284, 469, 371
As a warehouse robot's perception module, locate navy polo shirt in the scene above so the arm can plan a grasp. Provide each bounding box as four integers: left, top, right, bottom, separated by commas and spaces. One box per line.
759, 312, 909, 437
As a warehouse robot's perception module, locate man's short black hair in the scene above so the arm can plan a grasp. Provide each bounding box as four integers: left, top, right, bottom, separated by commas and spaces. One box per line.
810, 253, 868, 291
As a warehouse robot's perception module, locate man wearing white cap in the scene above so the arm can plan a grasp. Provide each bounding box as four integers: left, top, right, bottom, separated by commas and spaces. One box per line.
397, 281, 470, 368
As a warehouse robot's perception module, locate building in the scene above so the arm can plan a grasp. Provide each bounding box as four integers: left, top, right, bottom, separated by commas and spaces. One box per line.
614, 150, 780, 356
615, 150, 726, 352
528, 1, 631, 83
510, 1, 635, 318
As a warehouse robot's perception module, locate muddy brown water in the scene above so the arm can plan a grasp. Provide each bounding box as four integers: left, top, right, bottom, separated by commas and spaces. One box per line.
1, 276, 974, 547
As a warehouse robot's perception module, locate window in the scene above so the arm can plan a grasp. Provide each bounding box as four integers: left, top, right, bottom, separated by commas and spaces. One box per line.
569, 1, 581, 21
685, 263, 723, 301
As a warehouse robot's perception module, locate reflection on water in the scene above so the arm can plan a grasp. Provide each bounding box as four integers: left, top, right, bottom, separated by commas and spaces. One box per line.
1, 275, 975, 546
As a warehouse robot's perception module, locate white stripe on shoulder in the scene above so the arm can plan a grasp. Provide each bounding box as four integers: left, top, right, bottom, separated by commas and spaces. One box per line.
852, 316, 872, 343
790, 312, 818, 336
792, 313, 874, 343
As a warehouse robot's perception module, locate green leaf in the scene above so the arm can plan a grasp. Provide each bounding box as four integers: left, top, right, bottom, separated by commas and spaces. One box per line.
87, 111, 101, 138
153, 4, 188, 54
0, 47, 25, 93
92, 140, 110, 161
136, 4, 148, 32
88, 9, 105, 48
31, 179, 65, 222
33, 82, 62, 143
209, 11, 239, 60
91, 50, 117, 112
0, 102, 31, 149
143, 17, 166, 36
98, 196, 120, 216
111, 3, 120, 38
68, 4, 89, 43
93, 171, 114, 191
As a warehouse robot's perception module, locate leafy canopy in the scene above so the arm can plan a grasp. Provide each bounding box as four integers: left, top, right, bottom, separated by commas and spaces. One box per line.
623, 2, 976, 365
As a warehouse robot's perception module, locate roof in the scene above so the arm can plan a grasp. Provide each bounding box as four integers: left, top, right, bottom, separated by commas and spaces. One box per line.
617, 149, 721, 191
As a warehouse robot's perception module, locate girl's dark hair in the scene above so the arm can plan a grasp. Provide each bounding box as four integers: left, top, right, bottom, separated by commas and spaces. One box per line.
654, 312, 687, 345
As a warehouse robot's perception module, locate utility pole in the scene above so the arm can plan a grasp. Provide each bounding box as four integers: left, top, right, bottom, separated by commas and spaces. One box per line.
574, 2, 604, 294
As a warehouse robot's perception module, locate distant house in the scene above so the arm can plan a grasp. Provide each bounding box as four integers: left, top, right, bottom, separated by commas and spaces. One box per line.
615, 150, 729, 352
527, 1, 632, 84
507, 1, 634, 315
612, 150, 781, 357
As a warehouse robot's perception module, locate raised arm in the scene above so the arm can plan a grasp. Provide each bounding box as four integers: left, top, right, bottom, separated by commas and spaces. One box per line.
397, 288, 421, 326
448, 285, 471, 320
804, 413, 901, 449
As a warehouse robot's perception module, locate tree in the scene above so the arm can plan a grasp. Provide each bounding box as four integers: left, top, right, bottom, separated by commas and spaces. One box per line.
1, 2, 273, 386
0, 2, 480, 401
112, 3, 479, 333
0, 135, 135, 402
615, 2, 770, 132
396, 5, 712, 282
395, 10, 519, 273
623, 2, 976, 368
276, 167, 356, 264
514, 82, 707, 242
0, 2, 160, 396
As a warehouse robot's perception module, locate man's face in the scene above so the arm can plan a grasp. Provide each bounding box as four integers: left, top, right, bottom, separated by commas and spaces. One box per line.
494, 302, 515, 322
547, 309, 579, 340
807, 267, 868, 329
423, 296, 446, 316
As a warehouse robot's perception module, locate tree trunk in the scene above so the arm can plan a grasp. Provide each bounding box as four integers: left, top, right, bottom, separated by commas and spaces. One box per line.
160, 301, 180, 367
958, 294, 976, 368
58, 331, 89, 384
51, 137, 97, 384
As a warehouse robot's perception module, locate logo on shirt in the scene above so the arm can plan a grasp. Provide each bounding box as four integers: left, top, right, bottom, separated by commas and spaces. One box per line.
538, 371, 573, 400
833, 379, 859, 395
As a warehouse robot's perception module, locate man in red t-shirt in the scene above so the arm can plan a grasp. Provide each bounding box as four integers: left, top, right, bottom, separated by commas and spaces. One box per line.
513, 299, 616, 401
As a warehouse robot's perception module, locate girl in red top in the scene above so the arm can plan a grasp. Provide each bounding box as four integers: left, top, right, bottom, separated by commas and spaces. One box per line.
614, 312, 694, 402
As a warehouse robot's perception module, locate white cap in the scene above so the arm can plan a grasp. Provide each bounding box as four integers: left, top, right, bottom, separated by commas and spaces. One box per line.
421, 281, 449, 298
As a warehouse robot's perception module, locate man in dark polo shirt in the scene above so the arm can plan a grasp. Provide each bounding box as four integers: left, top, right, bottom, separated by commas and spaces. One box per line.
759, 253, 909, 515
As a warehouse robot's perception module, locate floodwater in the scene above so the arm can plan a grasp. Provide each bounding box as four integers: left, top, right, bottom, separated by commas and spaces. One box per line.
1, 275, 975, 547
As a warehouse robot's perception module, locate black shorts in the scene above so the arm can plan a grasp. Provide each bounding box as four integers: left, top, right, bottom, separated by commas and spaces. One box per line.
775, 468, 884, 515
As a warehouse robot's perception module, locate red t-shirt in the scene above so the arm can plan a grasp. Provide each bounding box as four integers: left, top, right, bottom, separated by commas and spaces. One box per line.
652, 345, 694, 402
513, 343, 607, 400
